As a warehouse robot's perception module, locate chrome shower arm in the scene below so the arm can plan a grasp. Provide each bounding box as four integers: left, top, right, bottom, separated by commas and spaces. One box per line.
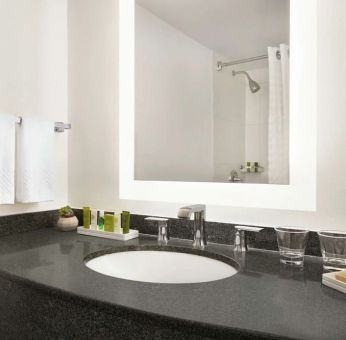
232, 70, 251, 81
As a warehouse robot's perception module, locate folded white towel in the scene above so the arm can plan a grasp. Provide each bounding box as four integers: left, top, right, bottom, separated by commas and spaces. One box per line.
0, 113, 16, 204
16, 117, 55, 203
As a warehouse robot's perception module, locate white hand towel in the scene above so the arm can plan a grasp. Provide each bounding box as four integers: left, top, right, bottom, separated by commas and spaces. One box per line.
0, 113, 16, 204
16, 118, 55, 203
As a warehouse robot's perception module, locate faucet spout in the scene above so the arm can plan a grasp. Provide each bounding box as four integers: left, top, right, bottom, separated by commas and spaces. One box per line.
178, 204, 207, 249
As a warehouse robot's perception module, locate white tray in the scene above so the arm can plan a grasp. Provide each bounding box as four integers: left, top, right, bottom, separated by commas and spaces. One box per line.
322, 271, 346, 294
323, 279, 346, 294
77, 226, 139, 241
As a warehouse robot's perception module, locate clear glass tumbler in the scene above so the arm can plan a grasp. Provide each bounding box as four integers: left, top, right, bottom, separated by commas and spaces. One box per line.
275, 227, 309, 266
318, 231, 346, 271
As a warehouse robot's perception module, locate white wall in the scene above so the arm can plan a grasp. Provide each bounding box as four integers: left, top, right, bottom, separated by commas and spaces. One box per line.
135, 5, 214, 182
68, 0, 346, 231
68, 0, 118, 209
0, 0, 68, 215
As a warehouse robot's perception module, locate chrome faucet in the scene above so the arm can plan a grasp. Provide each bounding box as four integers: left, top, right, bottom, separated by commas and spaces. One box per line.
229, 169, 241, 182
177, 204, 206, 249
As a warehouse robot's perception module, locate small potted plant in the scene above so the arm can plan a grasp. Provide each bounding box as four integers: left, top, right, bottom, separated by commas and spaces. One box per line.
56, 206, 79, 231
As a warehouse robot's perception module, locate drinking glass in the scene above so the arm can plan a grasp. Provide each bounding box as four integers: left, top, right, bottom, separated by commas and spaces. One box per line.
318, 231, 346, 271
275, 227, 309, 266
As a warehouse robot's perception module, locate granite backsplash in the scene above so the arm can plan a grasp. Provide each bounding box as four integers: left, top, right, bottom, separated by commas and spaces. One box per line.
0, 209, 322, 257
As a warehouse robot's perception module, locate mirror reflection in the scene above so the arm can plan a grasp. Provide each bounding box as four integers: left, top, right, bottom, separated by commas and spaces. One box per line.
135, 0, 290, 184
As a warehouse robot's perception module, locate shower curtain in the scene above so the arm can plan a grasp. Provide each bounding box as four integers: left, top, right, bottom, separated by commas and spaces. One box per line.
267, 44, 289, 184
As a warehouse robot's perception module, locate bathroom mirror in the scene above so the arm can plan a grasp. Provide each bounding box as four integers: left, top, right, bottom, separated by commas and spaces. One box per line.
119, 0, 316, 210
135, 0, 290, 185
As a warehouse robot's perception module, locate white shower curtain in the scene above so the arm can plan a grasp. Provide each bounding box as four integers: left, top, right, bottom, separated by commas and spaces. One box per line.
267, 44, 289, 184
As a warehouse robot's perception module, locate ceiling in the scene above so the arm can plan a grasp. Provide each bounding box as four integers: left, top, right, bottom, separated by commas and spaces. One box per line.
136, 0, 289, 61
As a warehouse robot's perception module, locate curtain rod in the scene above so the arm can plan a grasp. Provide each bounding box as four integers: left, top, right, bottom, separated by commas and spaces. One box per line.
217, 50, 281, 71
16, 116, 71, 133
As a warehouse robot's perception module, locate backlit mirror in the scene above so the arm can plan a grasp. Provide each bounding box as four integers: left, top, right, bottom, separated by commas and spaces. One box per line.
135, 0, 290, 184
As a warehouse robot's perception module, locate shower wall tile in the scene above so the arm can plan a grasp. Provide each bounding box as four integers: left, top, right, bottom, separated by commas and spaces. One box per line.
213, 63, 270, 184
214, 120, 245, 163
213, 53, 246, 182
244, 67, 269, 183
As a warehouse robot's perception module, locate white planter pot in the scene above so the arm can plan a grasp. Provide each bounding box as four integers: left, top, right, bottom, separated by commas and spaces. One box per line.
56, 216, 79, 232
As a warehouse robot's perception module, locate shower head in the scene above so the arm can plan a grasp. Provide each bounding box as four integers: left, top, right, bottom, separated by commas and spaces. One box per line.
232, 70, 261, 93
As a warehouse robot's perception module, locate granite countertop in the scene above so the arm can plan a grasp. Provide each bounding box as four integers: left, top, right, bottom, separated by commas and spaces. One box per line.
0, 228, 344, 340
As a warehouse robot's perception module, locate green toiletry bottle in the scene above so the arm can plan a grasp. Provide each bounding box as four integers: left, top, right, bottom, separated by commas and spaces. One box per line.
121, 211, 130, 234
114, 214, 122, 234
98, 210, 105, 231
104, 212, 115, 232
90, 209, 98, 229
83, 207, 91, 229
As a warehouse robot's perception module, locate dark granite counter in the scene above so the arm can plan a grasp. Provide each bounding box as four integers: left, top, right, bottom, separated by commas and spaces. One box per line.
0, 228, 344, 339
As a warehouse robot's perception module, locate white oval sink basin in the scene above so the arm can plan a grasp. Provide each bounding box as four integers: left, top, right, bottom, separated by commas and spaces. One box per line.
86, 250, 238, 284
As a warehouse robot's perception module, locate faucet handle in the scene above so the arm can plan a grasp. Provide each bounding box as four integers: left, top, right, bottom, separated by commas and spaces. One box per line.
235, 225, 263, 232
234, 225, 264, 252
145, 217, 169, 245
177, 208, 192, 219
